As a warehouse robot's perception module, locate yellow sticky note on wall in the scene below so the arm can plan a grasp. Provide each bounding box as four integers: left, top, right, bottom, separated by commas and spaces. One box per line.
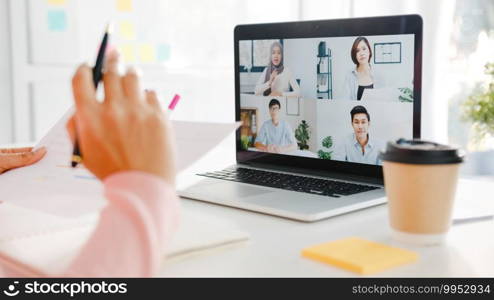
116, 0, 132, 11
119, 44, 136, 63
119, 21, 136, 40
138, 44, 156, 63
47, 0, 66, 5
301, 237, 418, 275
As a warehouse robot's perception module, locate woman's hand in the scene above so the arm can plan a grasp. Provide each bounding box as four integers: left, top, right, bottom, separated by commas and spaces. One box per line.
66, 50, 176, 185
0, 147, 47, 174
269, 70, 278, 84
269, 91, 282, 97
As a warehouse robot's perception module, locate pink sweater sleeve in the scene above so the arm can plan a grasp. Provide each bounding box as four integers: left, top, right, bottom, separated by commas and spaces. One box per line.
63, 171, 180, 277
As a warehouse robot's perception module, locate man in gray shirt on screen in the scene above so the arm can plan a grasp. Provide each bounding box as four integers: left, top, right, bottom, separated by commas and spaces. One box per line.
255, 99, 297, 154
333, 105, 384, 165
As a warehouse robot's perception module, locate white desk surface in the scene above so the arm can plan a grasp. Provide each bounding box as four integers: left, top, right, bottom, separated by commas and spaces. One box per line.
162, 138, 494, 277
160, 196, 494, 277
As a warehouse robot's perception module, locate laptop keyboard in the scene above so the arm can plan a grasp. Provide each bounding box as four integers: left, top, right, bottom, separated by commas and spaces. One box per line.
198, 167, 380, 198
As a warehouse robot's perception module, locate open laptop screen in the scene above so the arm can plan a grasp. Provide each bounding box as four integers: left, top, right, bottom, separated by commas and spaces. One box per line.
235, 16, 422, 180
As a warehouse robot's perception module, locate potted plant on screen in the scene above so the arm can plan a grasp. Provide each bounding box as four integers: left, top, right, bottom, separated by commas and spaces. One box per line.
317, 136, 333, 160
462, 62, 494, 174
295, 120, 310, 150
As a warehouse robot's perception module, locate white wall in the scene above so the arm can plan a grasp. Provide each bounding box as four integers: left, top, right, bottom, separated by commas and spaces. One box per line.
0, 0, 12, 144
283, 38, 318, 99
4, 0, 301, 144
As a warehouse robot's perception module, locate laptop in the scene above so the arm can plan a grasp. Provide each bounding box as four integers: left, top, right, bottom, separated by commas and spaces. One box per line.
179, 15, 423, 222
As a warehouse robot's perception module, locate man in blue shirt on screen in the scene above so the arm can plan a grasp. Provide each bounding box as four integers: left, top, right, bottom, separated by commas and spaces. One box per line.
255, 99, 297, 154
333, 105, 384, 165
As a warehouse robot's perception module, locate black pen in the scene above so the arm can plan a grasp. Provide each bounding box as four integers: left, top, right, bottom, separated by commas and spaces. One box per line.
72, 23, 112, 168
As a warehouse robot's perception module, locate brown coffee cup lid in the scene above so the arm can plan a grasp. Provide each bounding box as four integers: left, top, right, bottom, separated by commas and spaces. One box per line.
379, 138, 464, 164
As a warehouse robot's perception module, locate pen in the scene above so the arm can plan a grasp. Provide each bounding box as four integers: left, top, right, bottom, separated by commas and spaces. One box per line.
72, 23, 112, 168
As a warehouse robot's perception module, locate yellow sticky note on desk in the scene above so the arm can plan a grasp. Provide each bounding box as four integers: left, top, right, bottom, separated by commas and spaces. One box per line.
301, 237, 418, 275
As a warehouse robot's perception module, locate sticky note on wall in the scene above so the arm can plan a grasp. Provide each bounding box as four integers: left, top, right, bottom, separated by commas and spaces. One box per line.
119, 21, 136, 40
47, 10, 67, 32
119, 44, 136, 63
139, 44, 156, 63
117, 0, 132, 11
156, 44, 171, 62
47, 0, 66, 5
301, 237, 418, 275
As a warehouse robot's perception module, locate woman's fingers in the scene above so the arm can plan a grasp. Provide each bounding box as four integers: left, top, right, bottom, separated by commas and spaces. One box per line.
72, 64, 97, 112
0, 147, 47, 173
0, 147, 33, 154
66, 114, 76, 144
122, 67, 142, 103
145, 90, 161, 110
103, 49, 124, 105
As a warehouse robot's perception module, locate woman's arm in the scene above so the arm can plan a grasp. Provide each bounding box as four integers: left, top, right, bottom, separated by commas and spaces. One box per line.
63, 50, 178, 276
0, 172, 179, 277
0, 49, 180, 278
254, 68, 270, 96
63, 171, 179, 277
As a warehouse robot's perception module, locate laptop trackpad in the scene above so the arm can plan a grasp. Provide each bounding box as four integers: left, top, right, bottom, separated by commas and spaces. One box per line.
187, 181, 274, 199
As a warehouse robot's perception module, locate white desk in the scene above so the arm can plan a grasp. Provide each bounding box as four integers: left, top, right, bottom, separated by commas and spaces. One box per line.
160, 197, 493, 277
162, 139, 494, 277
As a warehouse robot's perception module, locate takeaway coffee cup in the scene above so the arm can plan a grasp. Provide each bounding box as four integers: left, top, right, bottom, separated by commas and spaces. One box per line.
380, 139, 464, 245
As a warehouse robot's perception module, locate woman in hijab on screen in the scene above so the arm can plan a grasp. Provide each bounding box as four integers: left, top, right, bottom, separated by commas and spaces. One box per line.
255, 41, 300, 97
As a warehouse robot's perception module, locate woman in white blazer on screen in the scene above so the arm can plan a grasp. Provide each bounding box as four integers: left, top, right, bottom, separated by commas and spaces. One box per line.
343, 36, 384, 100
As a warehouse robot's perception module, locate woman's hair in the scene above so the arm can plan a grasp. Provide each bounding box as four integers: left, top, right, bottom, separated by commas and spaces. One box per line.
351, 37, 372, 67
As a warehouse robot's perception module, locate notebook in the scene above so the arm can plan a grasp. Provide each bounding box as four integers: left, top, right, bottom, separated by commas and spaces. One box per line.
0, 203, 249, 275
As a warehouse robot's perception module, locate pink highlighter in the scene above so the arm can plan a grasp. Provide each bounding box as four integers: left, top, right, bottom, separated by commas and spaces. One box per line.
168, 94, 181, 113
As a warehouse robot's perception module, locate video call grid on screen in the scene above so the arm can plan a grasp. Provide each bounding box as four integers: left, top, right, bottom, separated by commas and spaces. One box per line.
238, 34, 415, 166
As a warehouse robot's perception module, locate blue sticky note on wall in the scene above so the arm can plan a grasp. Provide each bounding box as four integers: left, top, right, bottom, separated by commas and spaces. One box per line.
157, 44, 171, 62
47, 10, 67, 32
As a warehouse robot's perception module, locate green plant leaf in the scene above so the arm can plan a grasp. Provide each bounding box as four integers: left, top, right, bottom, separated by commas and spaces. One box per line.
462, 62, 494, 138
